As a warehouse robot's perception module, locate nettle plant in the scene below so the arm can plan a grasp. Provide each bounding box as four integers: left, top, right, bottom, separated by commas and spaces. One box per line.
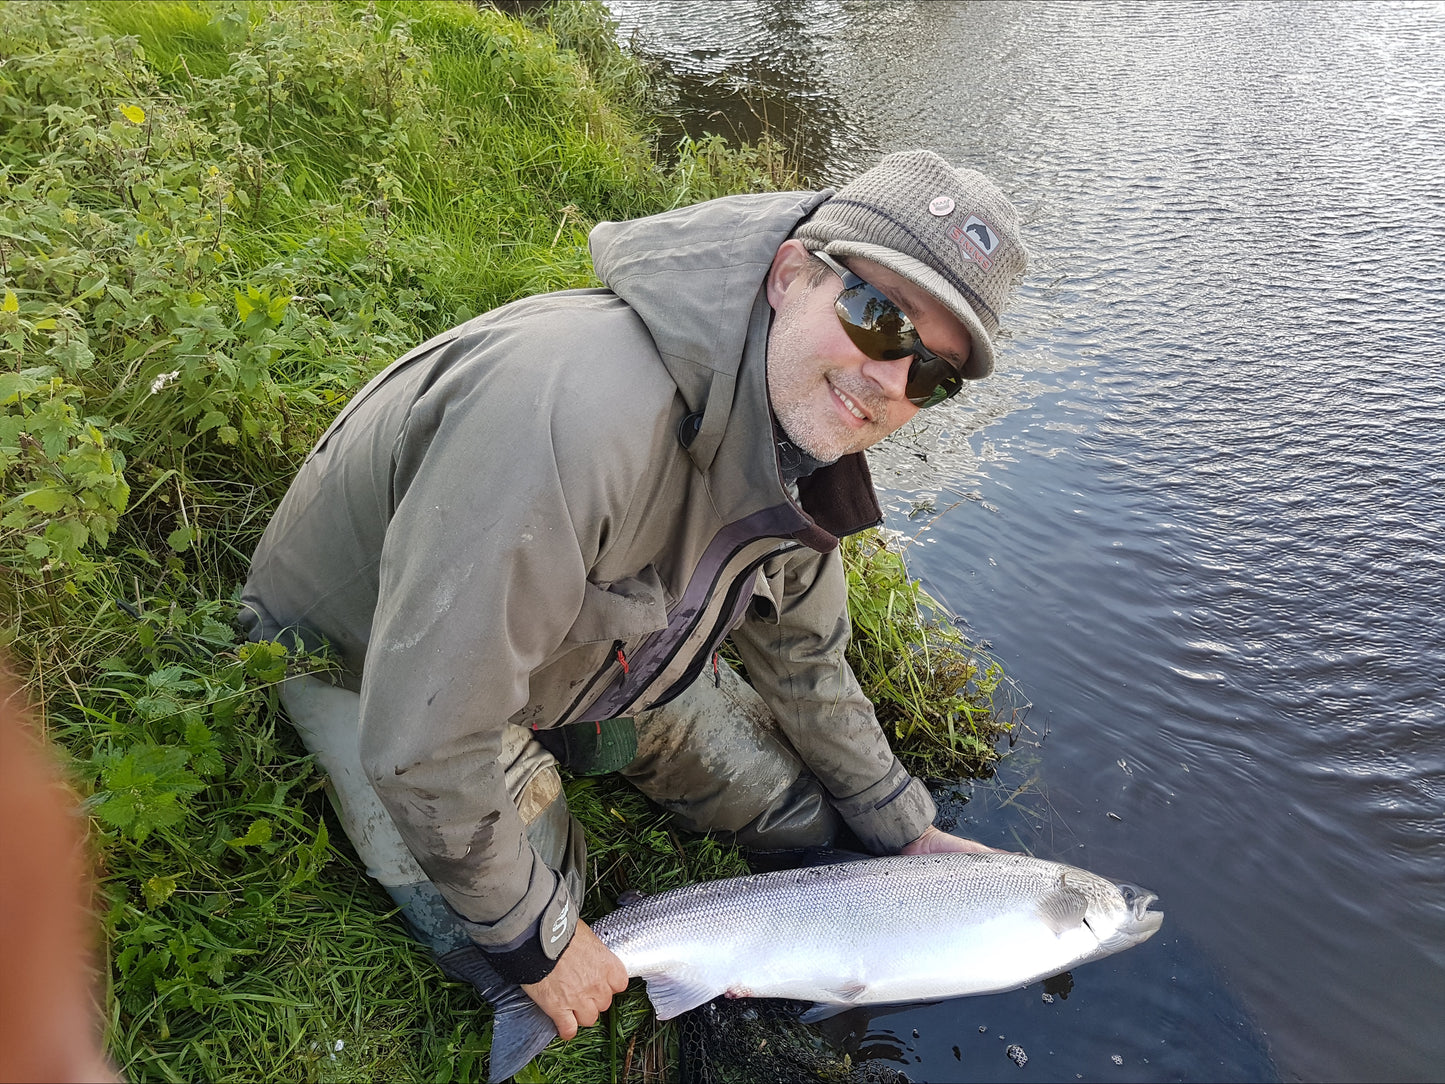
0, 9, 442, 1053
0, 363, 131, 570
0, 5, 431, 581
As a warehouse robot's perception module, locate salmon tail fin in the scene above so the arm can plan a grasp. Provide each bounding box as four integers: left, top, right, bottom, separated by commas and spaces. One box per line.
487, 986, 558, 1083
437, 944, 558, 1082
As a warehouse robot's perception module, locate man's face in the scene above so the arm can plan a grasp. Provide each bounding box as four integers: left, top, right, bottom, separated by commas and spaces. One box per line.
765, 240, 973, 462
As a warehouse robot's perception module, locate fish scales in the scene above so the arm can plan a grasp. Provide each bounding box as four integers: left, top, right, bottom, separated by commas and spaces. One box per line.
590, 852, 1152, 1014
484, 850, 1162, 1082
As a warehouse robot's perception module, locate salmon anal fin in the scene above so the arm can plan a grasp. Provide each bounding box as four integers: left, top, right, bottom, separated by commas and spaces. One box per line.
799, 980, 869, 1023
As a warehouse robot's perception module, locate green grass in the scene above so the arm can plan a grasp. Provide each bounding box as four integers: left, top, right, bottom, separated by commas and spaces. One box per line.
843, 530, 1021, 778
0, 2, 1012, 1079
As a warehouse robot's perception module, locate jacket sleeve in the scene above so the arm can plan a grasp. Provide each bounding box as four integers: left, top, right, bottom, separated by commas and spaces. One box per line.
353, 346, 645, 976
728, 545, 936, 854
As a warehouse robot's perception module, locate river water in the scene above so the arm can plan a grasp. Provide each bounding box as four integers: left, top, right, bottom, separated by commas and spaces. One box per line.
606, 2, 1445, 1081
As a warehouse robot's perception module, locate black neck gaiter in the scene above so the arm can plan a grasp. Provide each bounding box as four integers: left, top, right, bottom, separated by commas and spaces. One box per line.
773, 418, 835, 486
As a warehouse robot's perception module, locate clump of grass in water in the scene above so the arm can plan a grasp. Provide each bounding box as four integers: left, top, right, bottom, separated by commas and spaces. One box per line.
844, 529, 1020, 778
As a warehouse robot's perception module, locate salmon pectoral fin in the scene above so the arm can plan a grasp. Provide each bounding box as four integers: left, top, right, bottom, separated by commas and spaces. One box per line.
1036, 873, 1090, 936
799, 1001, 853, 1023
645, 973, 725, 1020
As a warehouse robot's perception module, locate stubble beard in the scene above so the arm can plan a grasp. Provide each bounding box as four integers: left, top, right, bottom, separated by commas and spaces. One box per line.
767, 304, 890, 463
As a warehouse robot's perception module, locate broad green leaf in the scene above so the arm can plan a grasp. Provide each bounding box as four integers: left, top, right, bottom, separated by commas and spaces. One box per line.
20, 487, 70, 513
196, 410, 228, 434
234, 287, 256, 320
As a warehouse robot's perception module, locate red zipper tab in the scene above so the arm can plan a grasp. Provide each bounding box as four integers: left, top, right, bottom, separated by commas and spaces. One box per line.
614, 640, 630, 676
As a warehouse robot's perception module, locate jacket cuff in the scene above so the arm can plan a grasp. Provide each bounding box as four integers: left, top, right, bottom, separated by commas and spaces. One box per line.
831, 758, 936, 854
447, 857, 578, 985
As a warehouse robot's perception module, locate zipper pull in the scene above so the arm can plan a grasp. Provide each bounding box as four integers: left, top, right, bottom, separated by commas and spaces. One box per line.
614, 640, 630, 676
713, 651, 720, 687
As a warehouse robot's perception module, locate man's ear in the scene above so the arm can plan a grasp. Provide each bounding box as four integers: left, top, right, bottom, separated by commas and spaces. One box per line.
766, 239, 813, 312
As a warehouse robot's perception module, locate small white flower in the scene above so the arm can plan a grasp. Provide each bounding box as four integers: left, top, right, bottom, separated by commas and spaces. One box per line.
149, 370, 180, 394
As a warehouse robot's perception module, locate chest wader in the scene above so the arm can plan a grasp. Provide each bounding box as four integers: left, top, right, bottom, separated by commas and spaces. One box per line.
276, 675, 584, 967
278, 658, 838, 1005
620, 655, 843, 850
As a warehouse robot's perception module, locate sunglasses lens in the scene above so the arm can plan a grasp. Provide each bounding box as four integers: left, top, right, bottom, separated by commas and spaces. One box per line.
832, 269, 964, 408
835, 283, 916, 360
905, 355, 963, 407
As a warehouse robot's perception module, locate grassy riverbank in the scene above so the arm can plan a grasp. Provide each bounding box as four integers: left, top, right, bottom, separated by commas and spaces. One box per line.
1, 2, 1013, 1079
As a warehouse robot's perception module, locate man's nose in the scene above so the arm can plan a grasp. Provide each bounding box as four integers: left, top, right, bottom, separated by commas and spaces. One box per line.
860, 352, 915, 401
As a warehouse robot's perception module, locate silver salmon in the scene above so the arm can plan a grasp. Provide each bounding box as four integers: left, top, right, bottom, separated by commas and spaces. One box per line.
483, 851, 1162, 1081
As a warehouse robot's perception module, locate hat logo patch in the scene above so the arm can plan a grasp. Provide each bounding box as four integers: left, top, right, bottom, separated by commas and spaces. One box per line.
949, 214, 998, 269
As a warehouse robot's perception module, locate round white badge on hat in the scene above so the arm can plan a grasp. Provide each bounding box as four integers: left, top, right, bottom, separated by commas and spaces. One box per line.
929, 195, 955, 216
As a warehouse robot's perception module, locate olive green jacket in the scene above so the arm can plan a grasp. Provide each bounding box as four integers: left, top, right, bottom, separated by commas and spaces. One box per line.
241, 190, 936, 953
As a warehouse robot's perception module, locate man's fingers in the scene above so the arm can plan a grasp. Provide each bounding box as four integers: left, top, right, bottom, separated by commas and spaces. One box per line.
900, 824, 1005, 856
521, 919, 628, 1041
551, 999, 610, 1036
949, 837, 1003, 854
603, 953, 629, 994
551, 1009, 579, 1041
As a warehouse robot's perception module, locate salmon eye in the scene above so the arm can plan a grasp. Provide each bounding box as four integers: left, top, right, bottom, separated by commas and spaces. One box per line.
1119, 884, 1138, 904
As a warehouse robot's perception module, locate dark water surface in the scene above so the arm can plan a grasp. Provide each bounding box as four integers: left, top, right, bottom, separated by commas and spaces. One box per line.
608, 2, 1445, 1081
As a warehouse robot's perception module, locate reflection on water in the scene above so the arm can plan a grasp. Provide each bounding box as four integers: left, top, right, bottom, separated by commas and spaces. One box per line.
610, 2, 1445, 1081
614, 0, 856, 178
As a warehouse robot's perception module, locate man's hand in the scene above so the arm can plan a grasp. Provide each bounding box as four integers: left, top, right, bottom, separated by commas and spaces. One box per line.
520, 919, 629, 1039
900, 824, 1001, 855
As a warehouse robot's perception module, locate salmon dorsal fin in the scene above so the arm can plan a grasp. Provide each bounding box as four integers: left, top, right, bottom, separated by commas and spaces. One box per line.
1037, 872, 1090, 936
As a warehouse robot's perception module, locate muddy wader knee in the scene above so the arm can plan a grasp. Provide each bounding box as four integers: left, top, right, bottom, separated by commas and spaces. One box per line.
621, 658, 842, 850
278, 676, 584, 964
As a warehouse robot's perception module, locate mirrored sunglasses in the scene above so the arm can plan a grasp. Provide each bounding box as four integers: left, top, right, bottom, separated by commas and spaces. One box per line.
814, 251, 965, 408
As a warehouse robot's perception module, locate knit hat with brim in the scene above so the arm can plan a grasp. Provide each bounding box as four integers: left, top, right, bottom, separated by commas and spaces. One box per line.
794, 150, 1027, 379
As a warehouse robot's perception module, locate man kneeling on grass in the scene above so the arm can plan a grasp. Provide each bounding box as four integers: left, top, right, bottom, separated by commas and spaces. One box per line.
241, 150, 1026, 1037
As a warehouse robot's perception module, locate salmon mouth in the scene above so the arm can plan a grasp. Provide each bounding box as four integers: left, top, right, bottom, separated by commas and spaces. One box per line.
1119, 882, 1163, 933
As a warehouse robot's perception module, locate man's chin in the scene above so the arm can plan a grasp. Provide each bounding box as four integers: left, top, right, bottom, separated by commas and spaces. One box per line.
775, 398, 883, 462
795, 431, 867, 463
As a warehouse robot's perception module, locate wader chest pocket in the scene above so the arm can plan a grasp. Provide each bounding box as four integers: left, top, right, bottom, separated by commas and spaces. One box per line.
565, 568, 668, 644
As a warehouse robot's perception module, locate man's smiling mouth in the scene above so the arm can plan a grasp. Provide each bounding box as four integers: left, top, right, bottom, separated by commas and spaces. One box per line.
831, 383, 870, 423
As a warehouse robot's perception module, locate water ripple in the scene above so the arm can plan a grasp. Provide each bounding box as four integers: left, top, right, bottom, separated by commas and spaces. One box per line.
610, 1, 1445, 1079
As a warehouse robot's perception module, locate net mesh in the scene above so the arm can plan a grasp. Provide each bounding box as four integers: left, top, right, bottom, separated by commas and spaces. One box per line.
676, 998, 914, 1084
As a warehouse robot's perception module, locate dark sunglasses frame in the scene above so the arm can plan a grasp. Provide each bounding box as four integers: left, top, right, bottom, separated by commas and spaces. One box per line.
813, 251, 966, 408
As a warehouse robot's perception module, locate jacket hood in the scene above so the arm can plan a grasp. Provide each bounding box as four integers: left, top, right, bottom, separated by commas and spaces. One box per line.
589, 190, 831, 472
